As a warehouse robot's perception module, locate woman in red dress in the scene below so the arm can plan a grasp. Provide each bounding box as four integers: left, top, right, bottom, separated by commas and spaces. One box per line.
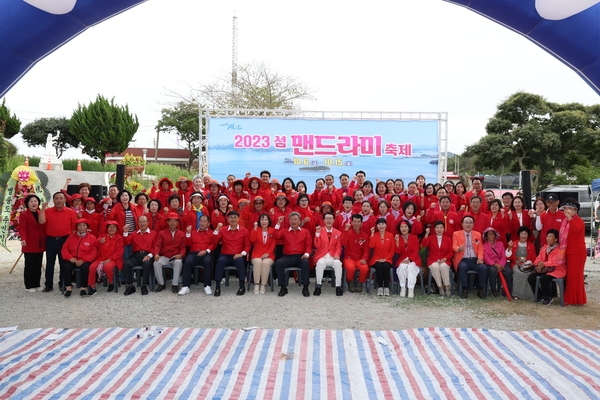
19, 194, 46, 292
560, 198, 587, 305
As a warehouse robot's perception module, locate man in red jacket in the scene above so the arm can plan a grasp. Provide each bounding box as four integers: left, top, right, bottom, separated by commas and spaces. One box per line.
61, 219, 97, 297
274, 212, 313, 297
152, 212, 186, 293
342, 214, 370, 292
212, 211, 251, 296
313, 213, 343, 296
179, 214, 217, 296
123, 215, 157, 296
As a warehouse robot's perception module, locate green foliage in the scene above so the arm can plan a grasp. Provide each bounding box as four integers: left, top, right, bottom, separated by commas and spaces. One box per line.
69, 95, 139, 165
4, 155, 40, 171
464, 91, 600, 191
156, 102, 200, 171
61, 159, 116, 172
144, 163, 194, 183
548, 165, 600, 185
0, 99, 21, 139
21, 117, 79, 158
6, 140, 17, 156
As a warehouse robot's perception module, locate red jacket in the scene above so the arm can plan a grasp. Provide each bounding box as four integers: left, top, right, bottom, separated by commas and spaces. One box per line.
341, 229, 369, 262
421, 234, 454, 267
396, 234, 422, 267
213, 226, 251, 255
250, 227, 276, 260
425, 209, 460, 239
108, 203, 142, 233
81, 210, 102, 237
149, 178, 175, 210
61, 233, 97, 262
19, 210, 46, 253
153, 229, 186, 258
185, 228, 217, 253
94, 233, 124, 268
368, 232, 395, 265
313, 228, 342, 263
123, 229, 157, 253
274, 226, 313, 255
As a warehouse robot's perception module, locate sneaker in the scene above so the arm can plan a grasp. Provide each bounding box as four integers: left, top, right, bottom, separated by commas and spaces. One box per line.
178, 286, 190, 296
355, 282, 363, 293
254, 284, 260, 295
87, 287, 97, 296
204, 286, 212, 295
42, 287, 53, 293
400, 287, 406, 297
26, 288, 36, 293
35, 287, 43, 292
408, 288, 414, 299
260, 284, 266, 294
80, 290, 87, 297
377, 287, 383, 296
64, 290, 72, 298
383, 288, 390, 296
541, 298, 554, 306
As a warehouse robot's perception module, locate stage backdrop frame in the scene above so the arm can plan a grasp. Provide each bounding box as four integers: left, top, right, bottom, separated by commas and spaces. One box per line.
200, 109, 448, 189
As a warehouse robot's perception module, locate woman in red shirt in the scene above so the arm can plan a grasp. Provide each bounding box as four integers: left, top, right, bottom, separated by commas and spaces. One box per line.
19, 194, 46, 292
61, 219, 97, 297
88, 221, 124, 294
395, 220, 422, 298
250, 214, 276, 294
421, 221, 454, 296
369, 217, 395, 296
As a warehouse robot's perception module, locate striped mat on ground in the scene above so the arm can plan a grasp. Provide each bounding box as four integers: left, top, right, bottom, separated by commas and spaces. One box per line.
0, 327, 598, 399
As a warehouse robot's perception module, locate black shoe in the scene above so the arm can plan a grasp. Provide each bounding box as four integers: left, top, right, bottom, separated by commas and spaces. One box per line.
42, 287, 53, 293
302, 286, 310, 297
336, 287, 343, 296
172, 285, 179, 293
214, 288, 221, 297
461, 289, 468, 299
278, 286, 288, 297
236, 287, 245, 296
107, 284, 114, 293
64, 290, 72, 298
124, 285, 136, 296
348, 282, 356, 293
313, 287, 321, 296
87, 287, 97, 296
154, 284, 166, 293
355, 282, 363, 293
477, 289, 486, 299
80, 289, 87, 297
141, 285, 148, 296
491, 290, 499, 297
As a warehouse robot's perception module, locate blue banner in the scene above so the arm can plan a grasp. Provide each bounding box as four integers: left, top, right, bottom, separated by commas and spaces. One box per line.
207, 117, 439, 190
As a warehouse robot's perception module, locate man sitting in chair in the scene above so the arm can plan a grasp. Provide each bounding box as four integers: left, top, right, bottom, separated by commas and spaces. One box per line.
152, 212, 186, 293
274, 212, 313, 297
313, 212, 343, 296
212, 211, 250, 297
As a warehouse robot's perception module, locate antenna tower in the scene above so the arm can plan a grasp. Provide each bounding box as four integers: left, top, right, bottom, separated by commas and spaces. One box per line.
232, 15, 238, 87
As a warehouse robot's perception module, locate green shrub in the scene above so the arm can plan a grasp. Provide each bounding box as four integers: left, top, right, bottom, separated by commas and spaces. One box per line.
145, 163, 195, 183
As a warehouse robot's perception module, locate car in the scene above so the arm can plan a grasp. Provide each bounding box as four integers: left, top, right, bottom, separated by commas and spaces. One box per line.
537, 185, 597, 231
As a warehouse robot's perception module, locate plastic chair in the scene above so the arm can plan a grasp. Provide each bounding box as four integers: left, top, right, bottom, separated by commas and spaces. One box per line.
132, 265, 154, 291
316, 265, 346, 293
458, 270, 488, 296
533, 276, 565, 307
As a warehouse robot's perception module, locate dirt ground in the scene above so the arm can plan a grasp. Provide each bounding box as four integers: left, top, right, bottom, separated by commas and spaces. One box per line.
0, 240, 598, 331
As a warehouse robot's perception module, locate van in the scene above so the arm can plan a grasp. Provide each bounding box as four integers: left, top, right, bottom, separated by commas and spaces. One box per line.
538, 185, 596, 230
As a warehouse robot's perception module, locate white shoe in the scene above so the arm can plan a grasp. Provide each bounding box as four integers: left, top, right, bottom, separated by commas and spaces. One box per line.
383, 288, 390, 296
35, 287, 43, 292
204, 286, 212, 295
400, 287, 406, 297
408, 288, 414, 299
26, 288, 36, 293
178, 286, 190, 296
254, 284, 260, 294
377, 287, 383, 296
260, 284, 266, 294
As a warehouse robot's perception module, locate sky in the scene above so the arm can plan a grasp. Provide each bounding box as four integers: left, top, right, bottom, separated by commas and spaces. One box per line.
3, 0, 600, 165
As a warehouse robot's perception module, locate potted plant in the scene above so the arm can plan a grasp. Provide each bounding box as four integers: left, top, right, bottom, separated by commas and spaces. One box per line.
119, 153, 145, 175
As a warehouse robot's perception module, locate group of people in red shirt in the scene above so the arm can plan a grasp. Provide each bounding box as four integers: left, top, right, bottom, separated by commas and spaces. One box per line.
17, 171, 586, 305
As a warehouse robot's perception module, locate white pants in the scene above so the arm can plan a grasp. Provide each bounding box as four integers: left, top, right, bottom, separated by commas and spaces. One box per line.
153, 256, 183, 285
396, 261, 420, 289
429, 262, 451, 287
315, 254, 343, 287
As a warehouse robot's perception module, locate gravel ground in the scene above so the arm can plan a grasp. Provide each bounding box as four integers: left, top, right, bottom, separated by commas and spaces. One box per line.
1, 240, 598, 331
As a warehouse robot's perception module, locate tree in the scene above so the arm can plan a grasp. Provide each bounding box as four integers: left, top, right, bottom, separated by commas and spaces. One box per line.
69, 95, 139, 166
463, 91, 600, 191
21, 117, 79, 158
0, 100, 21, 171
171, 62, 314, 110
155, 102, 200, 171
